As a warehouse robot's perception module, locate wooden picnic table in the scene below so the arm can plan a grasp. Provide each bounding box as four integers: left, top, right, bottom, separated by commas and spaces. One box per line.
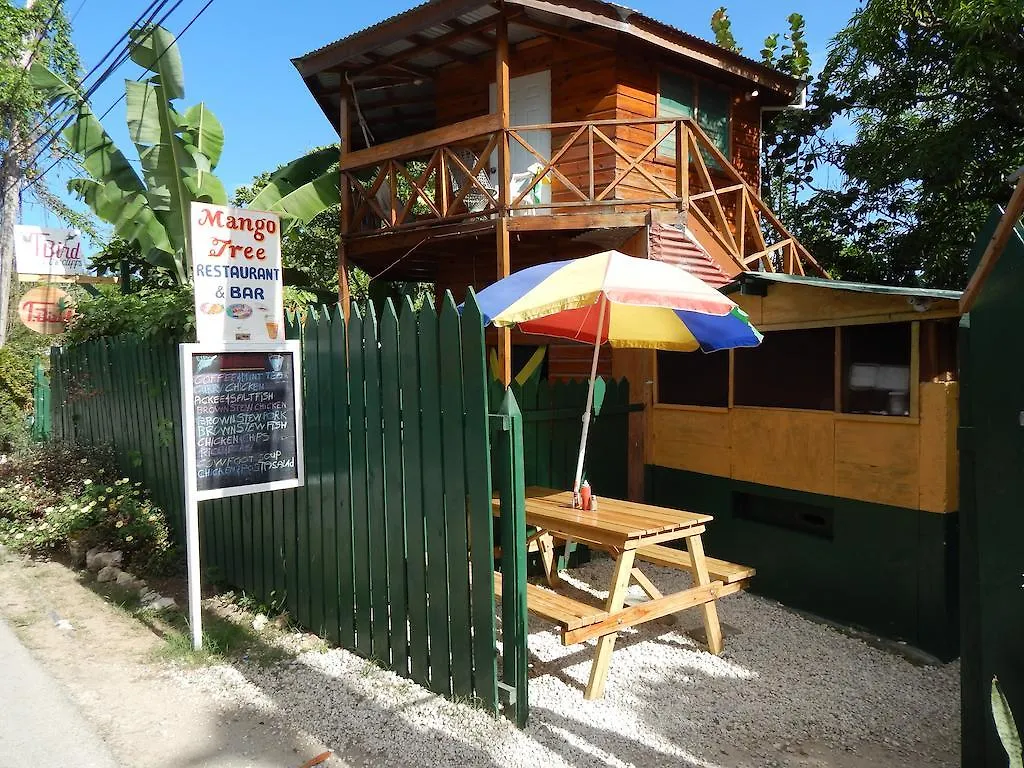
493, 486, 754, 700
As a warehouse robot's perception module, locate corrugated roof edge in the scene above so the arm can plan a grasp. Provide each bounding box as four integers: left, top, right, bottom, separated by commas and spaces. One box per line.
291, 0, 803, 95
723, 272, 963, 301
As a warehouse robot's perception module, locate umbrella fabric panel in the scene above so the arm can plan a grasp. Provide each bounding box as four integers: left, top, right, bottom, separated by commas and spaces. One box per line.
676, 307, 762, 352
602, 252, 732, 313
478, 251, 738, 329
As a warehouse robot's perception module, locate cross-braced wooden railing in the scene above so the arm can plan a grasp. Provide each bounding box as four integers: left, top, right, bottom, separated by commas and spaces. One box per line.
339, 114, 824, 277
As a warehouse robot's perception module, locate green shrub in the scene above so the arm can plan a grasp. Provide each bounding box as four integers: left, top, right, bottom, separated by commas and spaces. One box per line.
62, 286, 196, 345
0, 442, 177, 576
0, 316, 51, 452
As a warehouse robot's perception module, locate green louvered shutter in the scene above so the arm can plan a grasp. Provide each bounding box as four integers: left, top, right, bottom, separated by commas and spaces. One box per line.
698, 83, 731, 169
658, 72, 693, 157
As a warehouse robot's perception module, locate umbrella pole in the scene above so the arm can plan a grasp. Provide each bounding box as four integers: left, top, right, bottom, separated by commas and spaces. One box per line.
573, 295, 607, 495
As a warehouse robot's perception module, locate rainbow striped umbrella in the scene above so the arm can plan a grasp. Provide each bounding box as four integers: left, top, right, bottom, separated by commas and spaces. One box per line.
474, 250, 761, 495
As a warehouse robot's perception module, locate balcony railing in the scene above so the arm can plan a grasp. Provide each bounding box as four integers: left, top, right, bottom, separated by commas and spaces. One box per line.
339, 114, 823, 276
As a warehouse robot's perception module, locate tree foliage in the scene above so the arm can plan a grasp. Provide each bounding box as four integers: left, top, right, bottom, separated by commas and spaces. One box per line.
741, 0, 1024, 288
710, 7, 740, 53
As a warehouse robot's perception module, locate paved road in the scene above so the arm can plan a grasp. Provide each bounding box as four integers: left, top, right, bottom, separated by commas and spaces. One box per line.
0, 618, 118, 768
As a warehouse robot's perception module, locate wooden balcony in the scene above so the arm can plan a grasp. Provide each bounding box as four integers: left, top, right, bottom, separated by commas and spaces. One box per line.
339, 114, 824, 277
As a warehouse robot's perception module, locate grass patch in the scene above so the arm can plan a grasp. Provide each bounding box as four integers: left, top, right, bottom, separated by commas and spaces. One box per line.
152, 608, 289, 667
84, 574, 288, 666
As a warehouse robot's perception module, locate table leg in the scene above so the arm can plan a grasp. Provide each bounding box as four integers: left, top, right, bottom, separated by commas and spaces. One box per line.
537, 532, 560, 587
686, 533, 724, 654
584, 548, 636, 700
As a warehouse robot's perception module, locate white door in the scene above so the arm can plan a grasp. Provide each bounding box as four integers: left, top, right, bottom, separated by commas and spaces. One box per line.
490, 69, 551, 207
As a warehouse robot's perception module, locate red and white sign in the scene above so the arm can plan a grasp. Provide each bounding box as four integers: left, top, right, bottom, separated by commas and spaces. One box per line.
14, 225, 90, 276
18, 285, 75, 334
190, 202, 284, 344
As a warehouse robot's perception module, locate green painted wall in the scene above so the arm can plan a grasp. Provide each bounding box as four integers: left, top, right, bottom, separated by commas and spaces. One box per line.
959, 209, 1024, 767
647, 465, 959, 661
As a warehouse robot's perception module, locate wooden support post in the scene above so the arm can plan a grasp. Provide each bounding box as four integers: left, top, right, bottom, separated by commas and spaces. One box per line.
495, 14, 512, 386
910, 321, 920, 418
338, 91, 352, 320
834, 326, 842, 412
585, 548, 636, 699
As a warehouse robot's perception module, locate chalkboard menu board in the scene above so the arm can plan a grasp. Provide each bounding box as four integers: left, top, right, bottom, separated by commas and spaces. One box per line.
183, 344, 304, 499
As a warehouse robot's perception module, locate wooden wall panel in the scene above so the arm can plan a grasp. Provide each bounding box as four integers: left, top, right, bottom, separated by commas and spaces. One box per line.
652, 406, 732, 477
835, 419, 920, 509
611, 347, 652, 501
731, 97, 760, 189
730, 408, 835, 496
919, 382, 959, 513
732, 284, 962, 330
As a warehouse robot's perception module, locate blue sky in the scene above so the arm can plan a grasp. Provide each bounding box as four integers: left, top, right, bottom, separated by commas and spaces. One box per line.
23, 0, 859, 239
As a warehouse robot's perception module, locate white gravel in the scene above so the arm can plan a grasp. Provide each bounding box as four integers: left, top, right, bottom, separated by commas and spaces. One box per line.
174, 558, 960, 768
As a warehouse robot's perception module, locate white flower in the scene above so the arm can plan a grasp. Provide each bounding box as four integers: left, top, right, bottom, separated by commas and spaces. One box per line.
83, 479, 92, 486
79, 458, 87, 464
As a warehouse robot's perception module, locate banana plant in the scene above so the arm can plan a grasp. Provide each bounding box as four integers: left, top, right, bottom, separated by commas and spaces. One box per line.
994, 677, 1024, 768
31, 25, 339, 285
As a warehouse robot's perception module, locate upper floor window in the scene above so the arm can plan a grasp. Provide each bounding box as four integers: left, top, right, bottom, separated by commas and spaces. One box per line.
658, 72, 731, 167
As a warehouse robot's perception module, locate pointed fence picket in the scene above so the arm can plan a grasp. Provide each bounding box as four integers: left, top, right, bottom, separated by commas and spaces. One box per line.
45, 293, 530, 722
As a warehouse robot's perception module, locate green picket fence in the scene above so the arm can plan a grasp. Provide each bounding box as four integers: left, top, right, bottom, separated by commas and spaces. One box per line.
31, 358, 52, 442
497, 375, 633, 498
49, 293, 531, 725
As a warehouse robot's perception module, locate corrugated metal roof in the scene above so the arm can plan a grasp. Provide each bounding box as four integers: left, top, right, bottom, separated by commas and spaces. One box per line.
294, 0, 802, 96
649, 223, 732, 288
726, 272, 963, 301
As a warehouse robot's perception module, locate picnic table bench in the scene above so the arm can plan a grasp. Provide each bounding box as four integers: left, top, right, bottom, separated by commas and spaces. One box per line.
493, 486, 754, 699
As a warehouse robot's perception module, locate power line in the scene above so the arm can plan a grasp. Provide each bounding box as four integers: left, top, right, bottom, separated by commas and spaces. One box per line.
19, 0, 218, 200
96, 0, 214, 122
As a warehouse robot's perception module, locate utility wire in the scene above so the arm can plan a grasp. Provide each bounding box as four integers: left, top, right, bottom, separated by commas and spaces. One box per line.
18, 0, 217, 199
96, 0, 213, 122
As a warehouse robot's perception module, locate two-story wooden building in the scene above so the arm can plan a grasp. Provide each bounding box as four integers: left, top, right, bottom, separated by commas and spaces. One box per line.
292, 0, 960, 660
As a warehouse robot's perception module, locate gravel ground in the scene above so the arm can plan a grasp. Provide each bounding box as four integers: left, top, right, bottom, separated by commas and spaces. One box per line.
176, 558, 960, 768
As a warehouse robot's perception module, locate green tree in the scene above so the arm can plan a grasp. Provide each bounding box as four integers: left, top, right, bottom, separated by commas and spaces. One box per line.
710, 7, 740, 53
751, 0, 1024, 287
233, 159, 433, 310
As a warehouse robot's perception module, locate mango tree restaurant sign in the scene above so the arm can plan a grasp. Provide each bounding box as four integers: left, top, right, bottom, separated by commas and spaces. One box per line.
14, 225, 90, 276
190, 202, 284, 344
181, 342, 304, 500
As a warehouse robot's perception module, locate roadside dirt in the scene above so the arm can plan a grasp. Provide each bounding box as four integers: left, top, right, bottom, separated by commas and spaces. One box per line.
0, 553, 345, 768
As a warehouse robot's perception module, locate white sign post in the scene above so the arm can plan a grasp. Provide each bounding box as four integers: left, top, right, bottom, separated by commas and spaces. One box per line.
179, 342, 305, 649
182, 203, 299, 649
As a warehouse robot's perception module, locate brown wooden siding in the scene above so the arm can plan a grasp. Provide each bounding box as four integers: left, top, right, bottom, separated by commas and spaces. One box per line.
436, 40, 619, 205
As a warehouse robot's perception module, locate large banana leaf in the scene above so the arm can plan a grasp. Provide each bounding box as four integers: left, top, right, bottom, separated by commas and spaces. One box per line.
69, 178, 182, 279
247, 146, 338, 213
128, 25, 184, 100
180, 103, 224, 169
30, 63, 147, 198
125, 79, 193, 258
267, 171, 341, 231
183, 168, 228, 205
